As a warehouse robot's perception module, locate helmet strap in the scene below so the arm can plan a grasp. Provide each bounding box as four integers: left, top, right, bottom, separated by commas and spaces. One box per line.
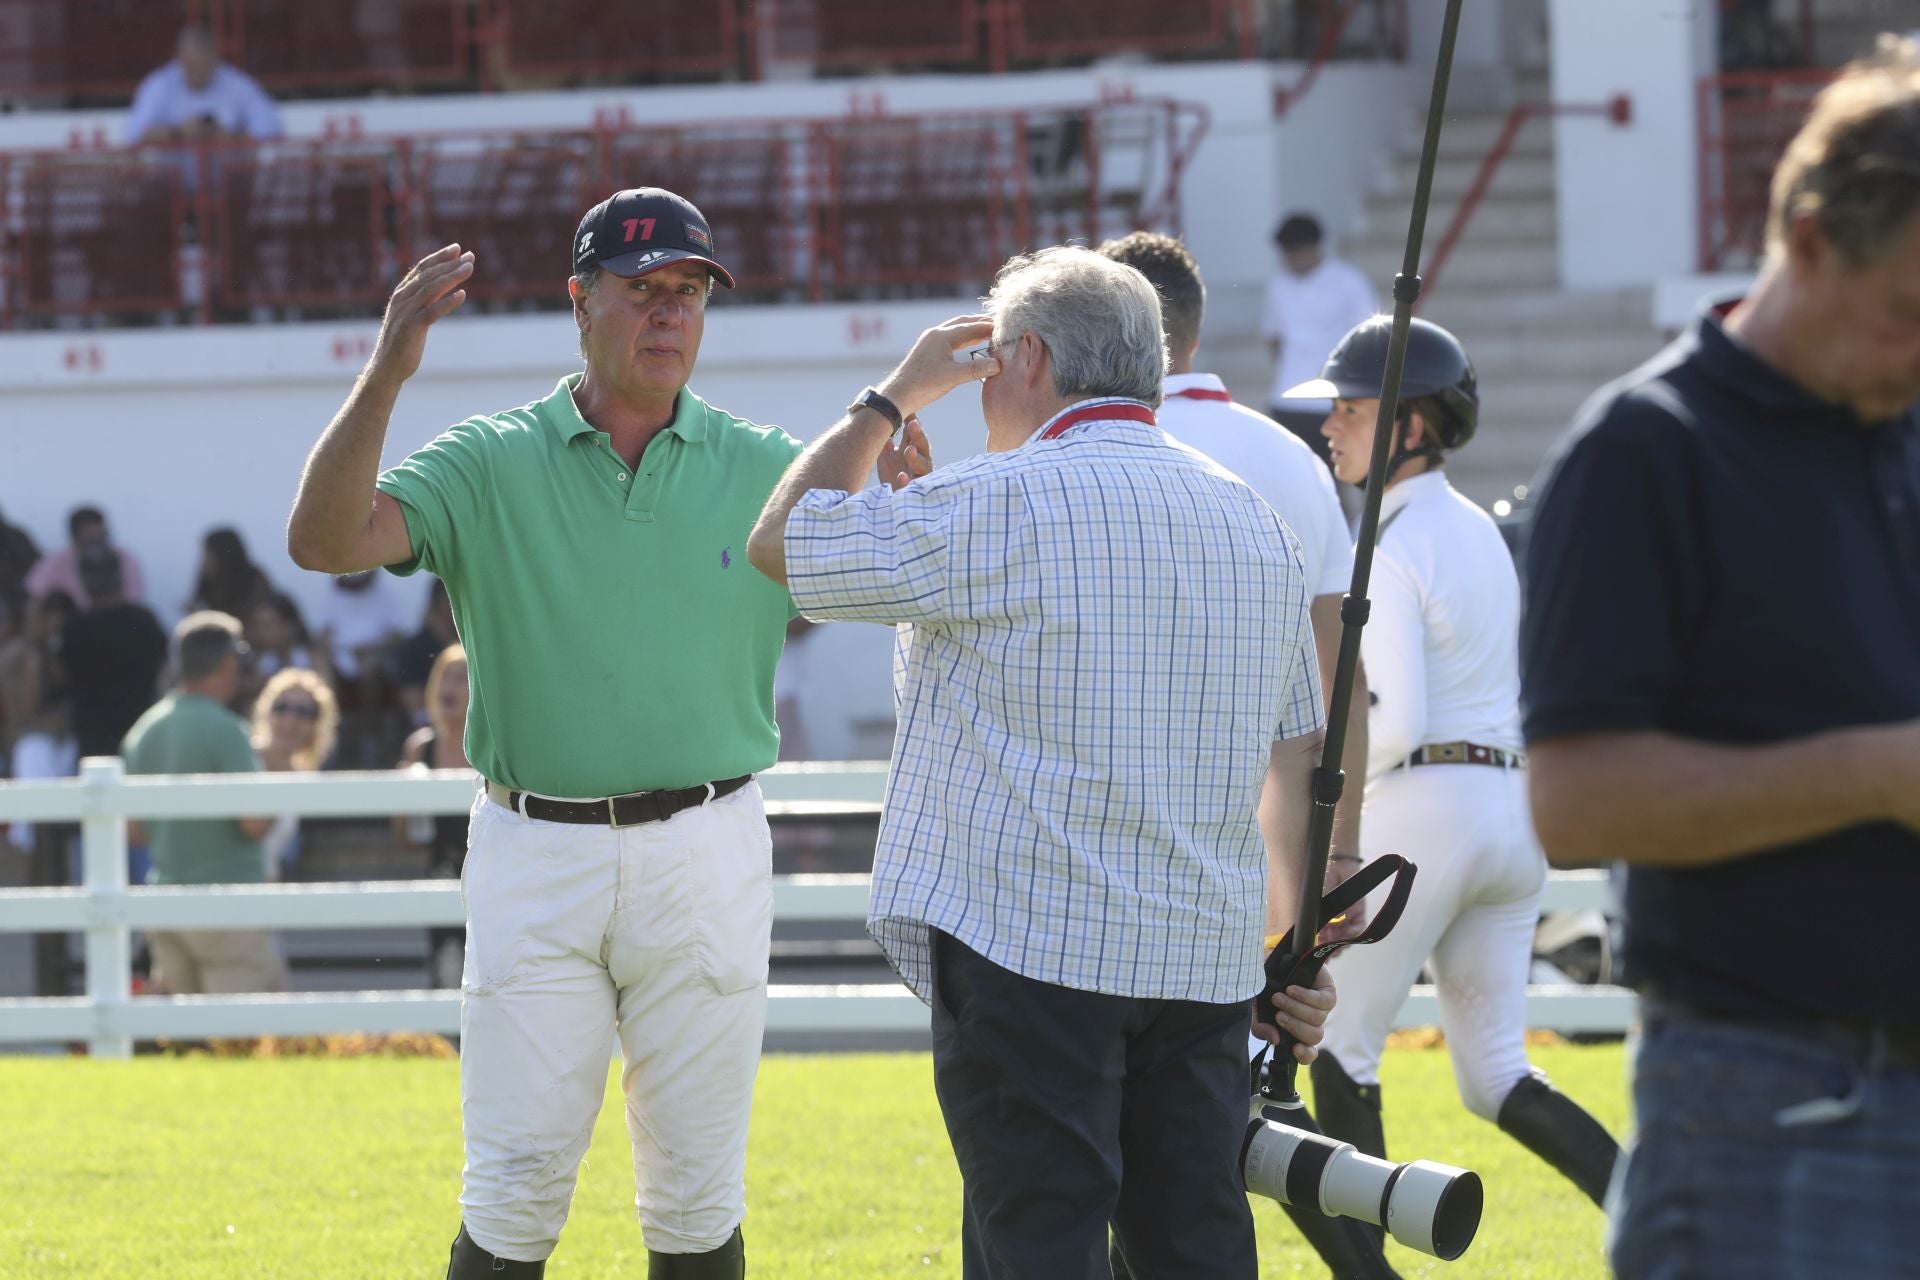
1360, 406, 1446, 488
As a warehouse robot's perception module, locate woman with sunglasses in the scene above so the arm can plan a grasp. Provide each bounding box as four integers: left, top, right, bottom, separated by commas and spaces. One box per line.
250, 668, 340, 879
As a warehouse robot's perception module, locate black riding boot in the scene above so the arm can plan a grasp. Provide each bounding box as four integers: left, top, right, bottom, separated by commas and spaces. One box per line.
445, 1224, 545, 1277
1496, 1074, 1621, 1207
648, 1226, 746, 1278
1310, 1052, 1388, 1250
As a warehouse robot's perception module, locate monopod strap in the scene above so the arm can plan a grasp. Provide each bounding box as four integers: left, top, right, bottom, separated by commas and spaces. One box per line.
1253, 855, 1418, 1033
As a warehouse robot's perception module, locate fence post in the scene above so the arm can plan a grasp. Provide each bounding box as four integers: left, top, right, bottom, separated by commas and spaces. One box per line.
80, 756, 131, 1059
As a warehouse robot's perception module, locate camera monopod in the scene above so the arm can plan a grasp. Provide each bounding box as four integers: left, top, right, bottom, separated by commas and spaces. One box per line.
1241, 0, 1485, 1261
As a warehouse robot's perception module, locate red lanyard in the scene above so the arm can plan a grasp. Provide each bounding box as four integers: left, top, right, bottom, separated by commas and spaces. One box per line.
1036, 400, 1157, 442
1168, 386, 1232, 402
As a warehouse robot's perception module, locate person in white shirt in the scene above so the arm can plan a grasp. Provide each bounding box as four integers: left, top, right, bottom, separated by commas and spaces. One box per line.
1262, 214, 1377, 476
748, 247, 1337, 1280
1281, 316, 1620, 1221
126, 25, 282, 145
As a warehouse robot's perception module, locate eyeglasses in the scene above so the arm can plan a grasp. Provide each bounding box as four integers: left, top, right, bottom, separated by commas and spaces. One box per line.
270, 701, 320, 721
971, 335, 1016, 369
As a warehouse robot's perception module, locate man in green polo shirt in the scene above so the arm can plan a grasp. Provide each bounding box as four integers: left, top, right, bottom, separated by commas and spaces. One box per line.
121, 610, 286, 994
287, 189, 891, 1279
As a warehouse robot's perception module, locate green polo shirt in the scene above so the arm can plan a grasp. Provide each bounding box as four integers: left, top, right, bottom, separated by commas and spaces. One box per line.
121, 692, 267, 886
376, 375, 804, 797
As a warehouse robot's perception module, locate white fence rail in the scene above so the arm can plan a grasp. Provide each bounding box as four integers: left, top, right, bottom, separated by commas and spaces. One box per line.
0, 758, 1633, 1057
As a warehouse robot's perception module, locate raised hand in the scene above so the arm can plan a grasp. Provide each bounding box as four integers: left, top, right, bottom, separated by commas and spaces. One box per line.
876, 415, 934, 491
875, 314, 999, 419
368, 245, 474, 387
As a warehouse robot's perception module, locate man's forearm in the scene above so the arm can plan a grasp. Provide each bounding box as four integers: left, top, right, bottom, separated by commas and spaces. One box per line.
1529, 726, 1898, 868
748, 409, 893, 584
288, 371, 402, 570
1261, 732, 1324, 939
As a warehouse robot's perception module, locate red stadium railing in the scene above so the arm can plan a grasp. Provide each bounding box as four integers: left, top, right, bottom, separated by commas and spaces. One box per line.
216, 0, 474, 95
999, 0, 1254, 64
755, 0, 984, 72
1695, 70, 1832, 272
7, 0, 1405, 104
482, 0, 741, 86
0, 99, 1207, 327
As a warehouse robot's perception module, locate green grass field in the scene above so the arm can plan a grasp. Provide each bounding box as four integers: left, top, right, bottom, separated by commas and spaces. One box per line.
0, 1043, 1628, 1278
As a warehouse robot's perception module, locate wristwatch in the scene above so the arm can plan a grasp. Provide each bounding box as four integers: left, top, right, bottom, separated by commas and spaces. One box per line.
849, 386, 904, 436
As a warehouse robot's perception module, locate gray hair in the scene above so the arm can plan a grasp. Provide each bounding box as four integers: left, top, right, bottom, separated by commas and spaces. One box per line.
173, 610, 244, 684
984, 246, 1168, 407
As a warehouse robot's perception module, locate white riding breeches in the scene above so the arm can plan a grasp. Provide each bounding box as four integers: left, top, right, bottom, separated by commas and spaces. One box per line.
1319, 764, 1546, 1121
457, 781, 773, 1262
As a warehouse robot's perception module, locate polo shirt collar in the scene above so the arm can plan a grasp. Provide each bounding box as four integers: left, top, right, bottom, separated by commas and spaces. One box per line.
1689, 299, 1904, 429
544, 374, 711, 445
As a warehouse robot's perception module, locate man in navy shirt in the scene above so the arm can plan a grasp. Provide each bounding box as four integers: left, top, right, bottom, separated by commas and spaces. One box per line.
1521, 36, 1920, 1280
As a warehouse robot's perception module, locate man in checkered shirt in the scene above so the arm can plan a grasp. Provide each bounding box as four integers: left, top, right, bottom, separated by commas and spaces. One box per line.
749, 247, 1335, 1279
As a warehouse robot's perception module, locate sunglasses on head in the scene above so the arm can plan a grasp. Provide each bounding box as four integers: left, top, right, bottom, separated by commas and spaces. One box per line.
270, 701, 319, 721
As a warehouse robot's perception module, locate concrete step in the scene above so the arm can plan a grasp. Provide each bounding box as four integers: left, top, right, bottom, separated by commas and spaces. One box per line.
1380, 152, 1556, 201
1419, 285, 1654, 331
1350, 239, 1560, 292
1350, 193, 1558, 248
1414, 112, 1556, 161
1457, 328, 1664, 378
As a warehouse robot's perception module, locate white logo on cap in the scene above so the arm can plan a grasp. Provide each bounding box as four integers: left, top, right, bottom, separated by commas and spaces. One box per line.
578, 231, 593, 255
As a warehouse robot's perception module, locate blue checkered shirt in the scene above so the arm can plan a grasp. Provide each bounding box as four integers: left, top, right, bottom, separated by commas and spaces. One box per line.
785, 400, 1323, 1004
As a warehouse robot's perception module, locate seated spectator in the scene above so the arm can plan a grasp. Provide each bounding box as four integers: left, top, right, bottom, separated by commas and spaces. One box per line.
246, 592, 322, 681
121, 612, 286, 994
61, 550, 169, 758
0, 505, 40, 628
27, 506, 148, 610
0, 590, 76, 760
314, 570, 416, 766
6, 696, 76, 857
392, 577, 457, 728
250, 668, 340, 880
393, 644, 470, 989
189, 527, 273, 621
126, 25, 282, 146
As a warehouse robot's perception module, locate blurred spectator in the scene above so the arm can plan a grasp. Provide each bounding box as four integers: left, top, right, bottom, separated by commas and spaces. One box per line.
246, 592, 322, 683
1262, 212, 1377, 475
189, 527, 274, 620
394, 644, 470, 989
26, 506, 149, 610
393, 577, 457, 727
121, 612, 286, 994
61, 550, 168, 759
314, 570, 414, 685
3, 592, 78, 854
126, 25, 283, 145
0, 505, 40, 628
314, 569, 416, 766
249, 668, 340, 880
0, 590, 76, 759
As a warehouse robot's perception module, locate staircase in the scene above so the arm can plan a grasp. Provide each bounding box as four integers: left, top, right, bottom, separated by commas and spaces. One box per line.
1338, 98, 1666, 510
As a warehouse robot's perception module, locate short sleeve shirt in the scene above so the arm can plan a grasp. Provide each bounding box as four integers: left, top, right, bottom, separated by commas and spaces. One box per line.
376, 375, 804, 797
785, 401, 1323, 1006
122, 692, 266, 885
1520, 308, 1920, 1022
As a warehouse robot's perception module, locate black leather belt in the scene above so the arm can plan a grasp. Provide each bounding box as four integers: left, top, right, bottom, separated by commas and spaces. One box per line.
1404, 741, 1524, 769
486, 775, 752, 828
1644, 996, 1920, 1072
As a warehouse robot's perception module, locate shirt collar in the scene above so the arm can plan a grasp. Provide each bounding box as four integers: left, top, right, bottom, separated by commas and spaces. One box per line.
1377, 469, 1448, 524
1162, 372, 1227, 397
1025, 397, 1157, 448
1689, 297, 1917, 430
544, 373, 711, 446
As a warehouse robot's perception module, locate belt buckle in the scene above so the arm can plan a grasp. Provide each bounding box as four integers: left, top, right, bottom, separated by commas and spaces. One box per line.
607, 792, 642, 829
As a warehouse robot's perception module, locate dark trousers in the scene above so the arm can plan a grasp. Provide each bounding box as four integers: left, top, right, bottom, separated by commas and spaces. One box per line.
929, 930, 1258, 1280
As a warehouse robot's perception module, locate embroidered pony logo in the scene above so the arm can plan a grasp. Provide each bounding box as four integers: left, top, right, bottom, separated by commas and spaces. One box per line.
720, 547, 732, 569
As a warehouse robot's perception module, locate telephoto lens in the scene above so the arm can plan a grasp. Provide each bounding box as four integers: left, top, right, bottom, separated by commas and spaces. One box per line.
1241, 1100, 1483, 1261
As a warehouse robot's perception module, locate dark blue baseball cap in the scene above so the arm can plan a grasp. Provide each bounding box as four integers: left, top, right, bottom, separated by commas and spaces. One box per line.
572, 187, 735, 289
